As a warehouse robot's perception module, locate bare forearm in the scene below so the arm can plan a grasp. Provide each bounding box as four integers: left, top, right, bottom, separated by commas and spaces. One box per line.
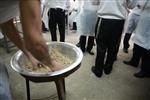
19, 0, 51, 65
0, 19, 26, 53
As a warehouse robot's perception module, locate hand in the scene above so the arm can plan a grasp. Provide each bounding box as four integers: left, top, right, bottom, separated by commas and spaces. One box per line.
26, 52, 42, 70
49, 59, 64, 72
27, 53, 52, 71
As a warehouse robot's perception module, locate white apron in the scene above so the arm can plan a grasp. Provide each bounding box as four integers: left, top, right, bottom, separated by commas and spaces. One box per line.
77, 0, 98, 36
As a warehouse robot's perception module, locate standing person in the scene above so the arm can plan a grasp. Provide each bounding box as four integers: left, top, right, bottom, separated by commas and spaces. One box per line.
0, 0, 63, 99
123, 3, 142, 53
125, 0, 150, 78
77, 0, 98, 55
41, 0, 49, 32
123, 1, 147, 67
47, 0, 70, 42
69, 0, 78, 32
91, 0, 137, 78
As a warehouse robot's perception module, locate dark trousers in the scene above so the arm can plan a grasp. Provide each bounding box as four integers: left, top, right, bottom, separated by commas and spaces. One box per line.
79, 35, 94, 52
123, 33, 132, 49
130, 43, 141, 66
72, 22, 77, 30
131, 44, 150, 73
48, 8, 65, 42
95, 18, 124, 69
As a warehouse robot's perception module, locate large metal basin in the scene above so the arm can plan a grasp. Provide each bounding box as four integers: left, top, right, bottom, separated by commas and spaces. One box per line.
10, 42, 83, 82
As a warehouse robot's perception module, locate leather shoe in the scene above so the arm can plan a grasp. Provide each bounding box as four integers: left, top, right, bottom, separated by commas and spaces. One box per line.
104, 64, 113, 75
91, 66, 103, 78
123, 61, 138, 67
134, 71, 150, 78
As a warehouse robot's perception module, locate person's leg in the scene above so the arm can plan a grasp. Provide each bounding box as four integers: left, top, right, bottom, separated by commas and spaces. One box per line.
123, 44, 142, 67
0, 63, 12, 100
92, 18, 107, 78
80, 35, 86, 52
123, 13, 140, 53
72, 22, 77, 30
86, 36, 94, 55
92, 41, 106, 77
134, 47, 150, 78
57, 9, 65, 42
48, 9, 57, 41
104, 19, 125, 75
123, 33, 132, 53
76, 36, 81, 47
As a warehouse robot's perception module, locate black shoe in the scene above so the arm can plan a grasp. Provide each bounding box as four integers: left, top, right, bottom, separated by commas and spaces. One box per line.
91, 66, 103, 78
104, 64, 113, 75
123, 48, 128, 53
134, 71, 150, 78
123, 61, 138, 67
86, 50, 94, 55
42, 28, 49, 33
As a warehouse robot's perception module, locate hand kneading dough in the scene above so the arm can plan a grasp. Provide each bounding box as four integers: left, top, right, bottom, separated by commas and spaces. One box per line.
24, 48, 73, 73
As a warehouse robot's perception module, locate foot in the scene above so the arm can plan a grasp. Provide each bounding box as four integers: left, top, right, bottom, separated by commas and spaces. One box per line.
123, 48, 128, 53
91, 66, 103, 78
134, 71, 150, 78
104, 64, 113, 75
86, 50, 94, 55
123, 61, 138, 67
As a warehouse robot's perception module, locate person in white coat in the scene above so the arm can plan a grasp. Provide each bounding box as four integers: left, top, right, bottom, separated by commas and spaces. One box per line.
123, 1, 146, 68
123, 4, 142, 53
77, 0, 98, 55
46, 0, 70, 42
126, 0, 150, 78
91, 0, 137, 78
69, 0, 78, 31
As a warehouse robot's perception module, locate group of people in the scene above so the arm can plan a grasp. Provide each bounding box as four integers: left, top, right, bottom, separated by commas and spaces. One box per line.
68, 0, 150, 79
90, 0, 150, 79
0, 0, 150, 100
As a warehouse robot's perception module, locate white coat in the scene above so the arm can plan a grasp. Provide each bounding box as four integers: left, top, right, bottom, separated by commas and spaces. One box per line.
133, 0, 150, 50
77, 0, 98, 36
69, 0, 79, 27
